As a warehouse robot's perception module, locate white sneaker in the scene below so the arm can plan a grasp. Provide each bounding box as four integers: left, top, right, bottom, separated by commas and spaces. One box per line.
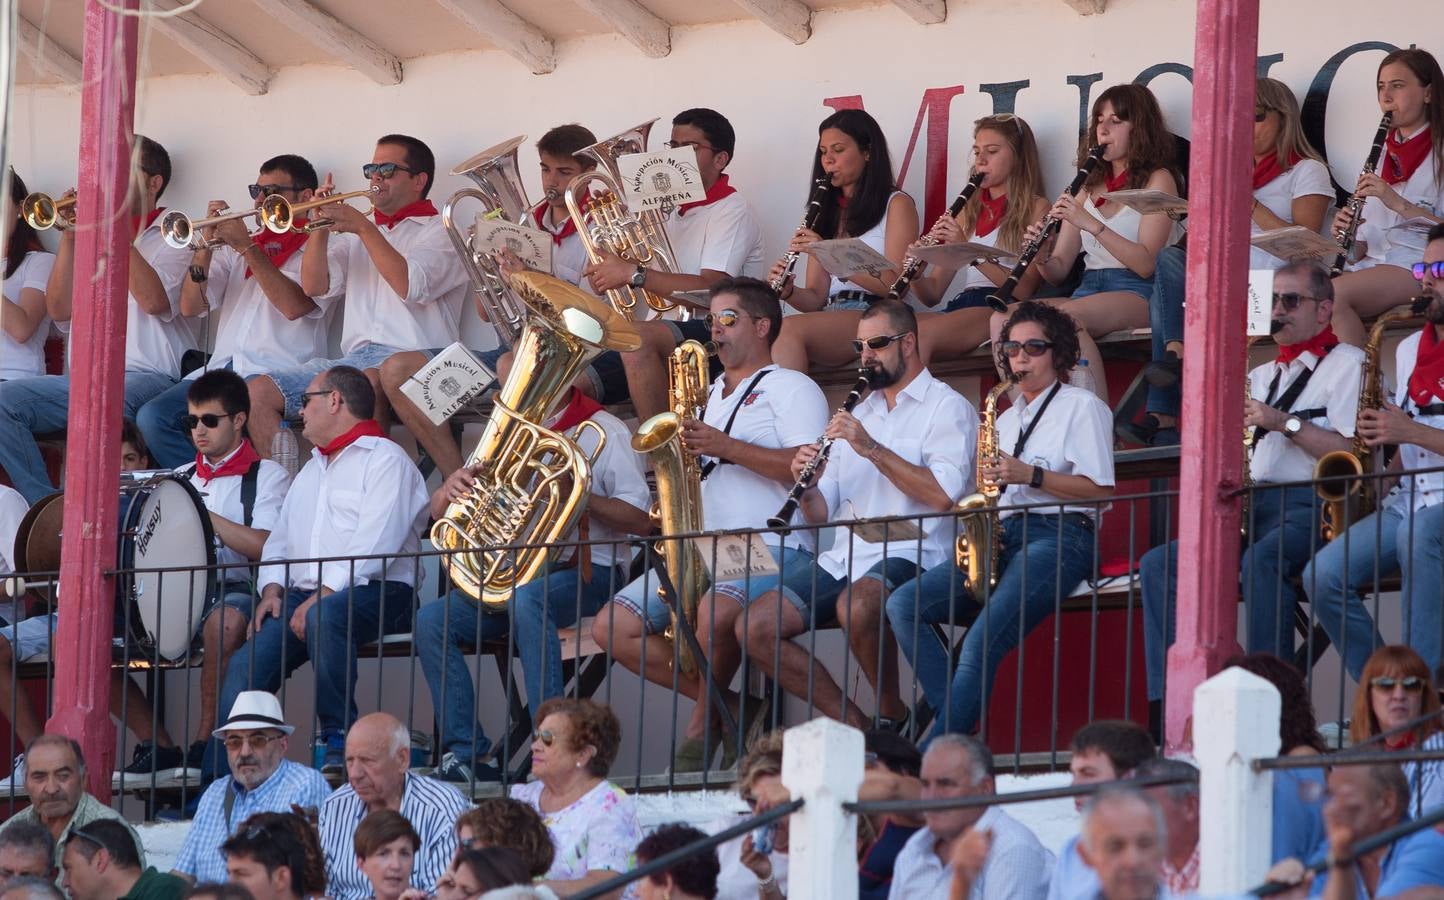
0, 755, 27, 793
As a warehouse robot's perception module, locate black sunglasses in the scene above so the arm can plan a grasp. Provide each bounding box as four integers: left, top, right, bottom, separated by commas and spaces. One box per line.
851, 333, 910, 353
67, 827, 116, 857
999, 339, 1053, 358
362, 162, 418, 180
1272, 291, 1320, 311
182, 412, 236, 431
1371, 676, 1425, 692
248, 183, 300, 199
301, 389, 335, 407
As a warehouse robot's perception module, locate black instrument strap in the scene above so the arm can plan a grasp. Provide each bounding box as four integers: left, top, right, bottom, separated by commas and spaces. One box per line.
1011, 381, 1062, 458
699, 368, 772, 480
240, 461, 260, 528
1413, 403, 1444, 417
1256, 356, 1324, 440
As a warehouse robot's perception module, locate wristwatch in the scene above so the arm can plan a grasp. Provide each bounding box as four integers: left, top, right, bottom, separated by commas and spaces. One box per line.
1283, 416, 1302, 436
187, 265, 208, 284
1030, 466, 1045, 489
628, 264, 648, 289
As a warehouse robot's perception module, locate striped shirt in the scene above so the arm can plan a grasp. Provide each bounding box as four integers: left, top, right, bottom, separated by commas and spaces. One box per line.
173, 759, 332, 884
319, 772, 467, 900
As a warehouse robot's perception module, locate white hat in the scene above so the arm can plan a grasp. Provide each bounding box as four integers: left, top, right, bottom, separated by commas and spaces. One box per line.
213, 691, 295, 736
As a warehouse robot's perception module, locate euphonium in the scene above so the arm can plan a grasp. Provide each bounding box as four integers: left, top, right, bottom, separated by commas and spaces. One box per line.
631, 339, 713, 675
430, 271, 641, 606
564, 120, 681, 319
955, 374, 1019, 603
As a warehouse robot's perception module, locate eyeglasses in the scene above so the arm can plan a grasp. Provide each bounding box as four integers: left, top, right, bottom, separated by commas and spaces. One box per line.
301, 389, 335, 407
182, 412, 236, 431
362, 162, 419, 180
999, 339, 1053, 358
1254, 109, 1270, 122
663, 139, 720, 154
1371, 676, 1425, 692
223, 732, 285, 752
704, 309, 754, 330
243, 824, 276, 842
851, 333, 910, 353
535, 729, 555, 746
247, 183, 300, 199
66, 827, 115, 857
1272, 291, 1321, 311
1411, 261, 1444, 280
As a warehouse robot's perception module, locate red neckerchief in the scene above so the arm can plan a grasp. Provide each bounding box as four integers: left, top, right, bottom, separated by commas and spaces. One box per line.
1276, 324, 1340, 365
1095, 168, 1130, 207
1384, 730, 1418, 751
1383, 126, 1432, 185
1252, 151, 1302, 190
532, 195, 581, 246
1408, 324, 1444, 407
194, 440, 261, 486
317, 419, 387, 457
549, 388, 603, 433
974, 189, 1008, 238
373, 199, 438, 230
677, 174, 738, 217
245, 220, 309, 279
131, 207, 165, 236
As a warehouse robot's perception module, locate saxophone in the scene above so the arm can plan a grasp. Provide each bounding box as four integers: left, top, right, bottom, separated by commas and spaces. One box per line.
631, 340, 713, 675
955, 374, 1019, 603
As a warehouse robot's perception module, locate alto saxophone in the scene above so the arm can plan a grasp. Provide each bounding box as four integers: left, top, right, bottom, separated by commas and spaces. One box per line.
955, 374, 1019, 603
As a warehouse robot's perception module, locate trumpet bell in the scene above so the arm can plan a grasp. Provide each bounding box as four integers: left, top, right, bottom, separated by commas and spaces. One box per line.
22, 192, 75, 230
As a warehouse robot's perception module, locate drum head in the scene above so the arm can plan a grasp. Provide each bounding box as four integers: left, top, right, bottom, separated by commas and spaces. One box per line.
13, 492, 64, 575
122, 476, 217, 661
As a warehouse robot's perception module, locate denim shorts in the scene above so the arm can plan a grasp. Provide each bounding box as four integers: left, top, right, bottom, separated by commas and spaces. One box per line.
777, 556, 923, 625
258, 342, 402, 418
582, 350, 630, 406
0, 613, 57, 662
944, 287, 997, 312
611, 545, 816, 634
199, 579, 263, 623
1071, 267, 1154, 300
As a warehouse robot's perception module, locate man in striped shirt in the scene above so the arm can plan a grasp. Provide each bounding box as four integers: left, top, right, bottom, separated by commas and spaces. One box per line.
318, 713, 467, 900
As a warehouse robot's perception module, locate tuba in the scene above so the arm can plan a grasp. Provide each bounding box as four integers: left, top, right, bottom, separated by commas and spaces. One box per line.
442, 136, 548, 348
430, 271, 641, 606
955, 374, 1018, 603
564, 120, 681, 320
631, 340, 713, 675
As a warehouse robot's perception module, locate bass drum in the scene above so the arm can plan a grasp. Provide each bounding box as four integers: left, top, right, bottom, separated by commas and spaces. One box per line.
12, 491, 65, 577
119, 474, 217, 662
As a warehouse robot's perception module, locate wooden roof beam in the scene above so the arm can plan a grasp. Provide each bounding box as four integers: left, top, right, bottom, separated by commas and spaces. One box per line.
729, 0, 811, 44
571, 0, 670, 58
891, 0, 947, 24
247, 0, 402, 85
149, 0, 272, 95
433, 0, 557, 74
17, 16, 82, 85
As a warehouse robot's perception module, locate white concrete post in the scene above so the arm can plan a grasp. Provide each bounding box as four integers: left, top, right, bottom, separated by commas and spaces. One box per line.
781, 717, 865, 900
1194, 666, 1281, 894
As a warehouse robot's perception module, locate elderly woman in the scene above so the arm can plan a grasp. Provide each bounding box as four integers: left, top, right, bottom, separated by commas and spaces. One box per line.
634, 825, 720, 900
355, 810, 419, 900
1350, 644, 1444, 818
509, 698, 641, 895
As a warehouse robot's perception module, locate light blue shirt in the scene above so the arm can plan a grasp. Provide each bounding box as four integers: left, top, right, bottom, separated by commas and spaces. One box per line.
1046, 834, 1099, 900
1307, 822, 1444, 897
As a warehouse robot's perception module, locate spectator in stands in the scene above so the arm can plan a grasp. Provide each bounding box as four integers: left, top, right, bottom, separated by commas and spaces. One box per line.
891, 734, 1051, 898
173, 692, 330, 885
510, 698, 641, 895
182, 885, 254, 900
0, 736, 143, 875
436, 848, 532, 899
0, 876, 62, 900
0, 821, 54, 882
220, 811, 327, 900
61, 820, 184, 900
1133, 758, 1198, 893
319, 713, 467, 900
0, 171, 55, 384
1074, 786, 1169, 900
716, 731, 789, 899
454, 800, 554, 881
635, 824, 719, 900
219, 365, 428, 774
857, 730, 924, 900
1047, 720, 1155, 900
1349, 645, 1444, 818
354, 810, 419, 900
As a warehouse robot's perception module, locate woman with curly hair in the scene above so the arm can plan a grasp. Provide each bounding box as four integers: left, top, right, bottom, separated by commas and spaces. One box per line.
1350, 645, 1444, 818
635, 824, 720, 900
453, 799, 554, 881
886, 300, 1114, 738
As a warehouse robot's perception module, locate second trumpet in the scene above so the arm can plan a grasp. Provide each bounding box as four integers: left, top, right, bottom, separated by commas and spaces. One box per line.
259, 187, 379, 234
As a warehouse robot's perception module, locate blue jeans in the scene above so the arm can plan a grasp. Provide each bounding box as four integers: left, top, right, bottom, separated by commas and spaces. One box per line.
1146, 246, 1186, 417
0, 371, 177, 503
1301, 503, 1444, 679
416, 565, 621, 763
885, 513, 1096, 737
1140, 485, 1317, 701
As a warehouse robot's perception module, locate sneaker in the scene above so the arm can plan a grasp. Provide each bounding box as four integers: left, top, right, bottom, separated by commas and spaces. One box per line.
433, 752, 499, 784
671, 738, 708, 774
0, 755, 25, 793
122, 741, 185, 776
184, 740, 209, 771
318, 731, 346, 775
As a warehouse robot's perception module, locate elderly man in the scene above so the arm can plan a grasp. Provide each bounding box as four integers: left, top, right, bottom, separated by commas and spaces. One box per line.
0, 736, 142, 875
317, 713, 467, 900
890, 734, 1051, 899
0, 821, 54, 882
0, 877, 62, 900
171, 692, 329, 885
1135, 758, 1199, 895
60, 820, 184, 900
1074, 786, 1172, 900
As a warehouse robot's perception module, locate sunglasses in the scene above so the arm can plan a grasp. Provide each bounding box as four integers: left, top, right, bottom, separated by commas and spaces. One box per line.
1272, 292, 1320, 311
1411, 261, 1444, 280
704, 309, 753, 330
182, 412, 236, 431
301, 389, 335, 407
67, 827, 116, 857
663, 139, 720, 154
1371, 676, 1425, 692
247, 183, 300, 199
362, 162, 419, 180
223, 732, 285, 752
851, 333, 910, 353
999, 339, 1053, 358
1254, 110, 1270, 122
535, 729, 555, 746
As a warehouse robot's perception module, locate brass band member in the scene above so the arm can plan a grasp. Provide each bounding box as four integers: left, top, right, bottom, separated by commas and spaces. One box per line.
0, 171, 56, 382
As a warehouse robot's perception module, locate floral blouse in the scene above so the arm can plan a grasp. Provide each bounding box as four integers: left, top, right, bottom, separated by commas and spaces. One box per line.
511, 779, 643, 881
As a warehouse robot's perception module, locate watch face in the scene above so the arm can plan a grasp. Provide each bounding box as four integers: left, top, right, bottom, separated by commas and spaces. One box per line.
1286, 417, 1301, 433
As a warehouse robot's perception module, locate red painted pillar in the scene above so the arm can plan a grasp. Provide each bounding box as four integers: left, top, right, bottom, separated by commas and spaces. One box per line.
46, 0, 140, 802
1165, 0, 1259, 753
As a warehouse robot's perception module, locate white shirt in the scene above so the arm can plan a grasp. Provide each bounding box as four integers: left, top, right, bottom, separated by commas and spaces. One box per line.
830, 191, 905, 298
1390, 328, 1444, 510
701, 364, 829, 553
1080, 199, 1143, 271
890, 807, 1052, 900
1, 251, 56, 380
996, 381, 1115, 521
258, 434, 429, 592
176, 444, 291, 576
128, 220, 195, 378
1251, 158, 1334, 270
1355, 132, 1444, 269
1247, 342, 1364, 484
534, 209, 595, 292
331, 214, 469, 355
816, 369, 977, 578
713, 815, 789, 900
666, 189, 766, 280
558, 408, 650, 571
0, 484, 27, 626
192, 238, 347, 378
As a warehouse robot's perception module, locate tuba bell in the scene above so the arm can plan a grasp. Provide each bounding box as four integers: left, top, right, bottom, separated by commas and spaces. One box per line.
430, 271, 641, 606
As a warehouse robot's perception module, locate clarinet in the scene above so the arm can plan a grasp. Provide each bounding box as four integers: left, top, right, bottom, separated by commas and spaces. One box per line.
767, 370, 873, 529
770, 177, 833, 294
886, 171, 986, 301
986, 145, 1108, 312
1331, 111, 1393, 277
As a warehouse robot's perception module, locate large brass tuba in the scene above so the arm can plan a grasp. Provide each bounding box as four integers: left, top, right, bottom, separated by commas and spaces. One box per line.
431, 271, 641, 606
564, 120, 681, 320
955, 374, 1018, 603
631, 340, 712, 675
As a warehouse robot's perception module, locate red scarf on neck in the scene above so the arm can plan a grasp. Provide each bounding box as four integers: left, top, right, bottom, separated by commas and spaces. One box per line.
1095, 169, 1130, 207
1252, 151, 1302, 190
532, 194, 581, 246
1408, 324, 1444, 407
245, 221, 309, 279
1384, 731, 1418, 751
194, 439, 261, 485
1276, 324, 1339, 365
373, 199, 438, 230
974, 189, 1008, 238
317, 420, 387, 458
1383, 126, 1432, 185
677, 174, 738, 217
549, 388, 604, 433
131, 207, 165, 236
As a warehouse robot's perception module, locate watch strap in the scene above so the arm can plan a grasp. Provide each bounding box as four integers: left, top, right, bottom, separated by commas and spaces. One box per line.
1029, 466, 1045, 489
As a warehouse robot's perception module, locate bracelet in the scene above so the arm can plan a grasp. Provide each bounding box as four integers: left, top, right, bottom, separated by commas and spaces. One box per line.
1092, 222, 1106, 237
757, 873, 777, 888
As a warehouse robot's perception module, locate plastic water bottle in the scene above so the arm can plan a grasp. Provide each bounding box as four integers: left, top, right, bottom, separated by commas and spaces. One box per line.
1070, 358, 1096, 394
271, 422, 299, 478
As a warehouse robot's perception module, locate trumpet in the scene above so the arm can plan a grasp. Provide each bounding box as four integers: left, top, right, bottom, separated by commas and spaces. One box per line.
1331, 112, 1392, 277
887, 171, 985, 301
259, 187, 379, 235
770, 177, 832, 294
22, 192, 76, 231
160, 206, 263, 251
